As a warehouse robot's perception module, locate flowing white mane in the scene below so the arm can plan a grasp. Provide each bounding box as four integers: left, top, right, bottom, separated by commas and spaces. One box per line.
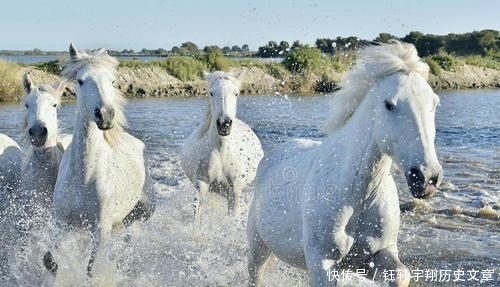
320, 40, 429, 134
61, 49, 127, 146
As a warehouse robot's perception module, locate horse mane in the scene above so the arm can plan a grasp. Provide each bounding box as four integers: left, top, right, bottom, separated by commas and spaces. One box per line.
320, 40, 429, 134
61, 49, 127, 146
197, 106, 211, 139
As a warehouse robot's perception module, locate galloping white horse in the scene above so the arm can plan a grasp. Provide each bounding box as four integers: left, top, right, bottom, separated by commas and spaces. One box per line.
17, 73, 70, 231
181, 71, 263, 217
247, 41, 443, 287
46, 44, 155, 276
0, 135, 22, 193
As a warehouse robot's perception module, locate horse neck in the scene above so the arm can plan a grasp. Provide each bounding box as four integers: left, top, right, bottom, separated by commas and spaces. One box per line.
22, 145, 62, 191
25, 145, 62, 169
323, 93, 392, 200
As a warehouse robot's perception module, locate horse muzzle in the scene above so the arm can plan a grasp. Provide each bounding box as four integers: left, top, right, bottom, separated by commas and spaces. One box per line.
94, 107, 115, 130
29, 123, 48, 147
405, 166, 442, 198
216, 117, 232, 136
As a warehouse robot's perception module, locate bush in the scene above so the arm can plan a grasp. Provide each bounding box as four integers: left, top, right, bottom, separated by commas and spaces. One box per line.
121, 57, 207, 81
160, 56, 207, 81
33, 60, 61, 75
331, 51, 356, 73
430, 54, 457, 71
425, 58, 441, 75
282, 46, 331, 74
0, 60, 23, 102
198, 49, 231, 71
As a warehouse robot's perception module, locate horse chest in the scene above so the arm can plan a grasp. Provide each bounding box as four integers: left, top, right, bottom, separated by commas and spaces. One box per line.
205, 144, 243, 184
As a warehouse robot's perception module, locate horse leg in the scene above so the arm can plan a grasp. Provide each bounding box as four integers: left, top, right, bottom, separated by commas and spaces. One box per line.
87, 222, 111, 277
194, 181, 209, 224
304, 212, 354, 286
123, 160, 157, 226
367, 247, 410, 287
227, 182, 242, 215
247, 211, 273, 287
43, 223, 64, 275
43, 251, 58, 274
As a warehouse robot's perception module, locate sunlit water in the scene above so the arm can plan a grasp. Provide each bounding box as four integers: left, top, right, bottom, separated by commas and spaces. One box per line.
0, 90, 498, 286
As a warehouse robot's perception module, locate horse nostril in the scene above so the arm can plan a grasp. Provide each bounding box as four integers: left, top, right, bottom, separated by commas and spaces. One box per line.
94, 108, 103, 121
29, 128, 34, 136
428, 174, 439, 186
409, 167, 424, 184
109, 108, 115, 119
227, 119, 232, 125
41, 127, 48, 137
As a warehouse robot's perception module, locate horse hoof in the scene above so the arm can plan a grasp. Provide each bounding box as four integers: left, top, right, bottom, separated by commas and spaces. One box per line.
43, 251, 58, 274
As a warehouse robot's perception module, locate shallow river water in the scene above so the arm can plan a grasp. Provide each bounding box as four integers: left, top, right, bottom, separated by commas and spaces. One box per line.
0, 89, 498, 286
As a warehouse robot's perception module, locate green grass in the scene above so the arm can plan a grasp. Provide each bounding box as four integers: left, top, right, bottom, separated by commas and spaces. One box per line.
121, 56, 208, 81
460, 54, 500, 70
424, 53, 500, 75
425, 58, 442, 75
0, 60, 23, 102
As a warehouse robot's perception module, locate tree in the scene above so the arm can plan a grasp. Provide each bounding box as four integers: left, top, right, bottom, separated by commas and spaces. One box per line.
231, 45, 242, 52
279, 41, 289, 53
203, 45, 222, 53
242, 44, 250, 52
291, 40, 303, 50
171, 46, 188, 55
315, 38, 334, 54
222, 46, 231, 54
375, 33, 398, 43
180, 42, 199, 55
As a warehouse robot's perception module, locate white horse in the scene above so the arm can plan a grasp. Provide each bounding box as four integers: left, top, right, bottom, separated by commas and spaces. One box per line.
45, 44, 155, 276
247, 41, 443, 287
0, 134, 22, 193
17, 73, 70, 232
181, 71, 263, 217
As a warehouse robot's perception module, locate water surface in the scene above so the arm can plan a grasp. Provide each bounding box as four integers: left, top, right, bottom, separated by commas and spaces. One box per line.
0, 89, 498, 286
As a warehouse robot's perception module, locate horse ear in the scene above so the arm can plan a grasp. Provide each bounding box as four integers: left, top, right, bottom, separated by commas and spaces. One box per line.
23, 73, 34, 94
230, 70, 244, 80
52, 80, 67, 97
202, 71, 210, 79
69, 43, 80, 61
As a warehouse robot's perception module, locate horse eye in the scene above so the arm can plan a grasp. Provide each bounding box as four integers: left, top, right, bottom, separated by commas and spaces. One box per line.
53, 104, 57, 108
25, 104, 29, 108
210, 92, 214, 97
235, 93, 239, 97
384, 100, 394, 111
77, 79, 84, 86
112, 80, 116, 85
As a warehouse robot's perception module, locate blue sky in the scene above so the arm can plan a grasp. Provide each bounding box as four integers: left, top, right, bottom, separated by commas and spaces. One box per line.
1, 0, 498, 51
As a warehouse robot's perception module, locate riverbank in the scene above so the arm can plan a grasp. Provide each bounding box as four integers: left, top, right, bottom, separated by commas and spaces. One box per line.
1, 56, 499, 102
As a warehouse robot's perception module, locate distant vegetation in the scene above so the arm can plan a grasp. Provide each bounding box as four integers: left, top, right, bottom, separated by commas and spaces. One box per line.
0, 30, 498, 101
